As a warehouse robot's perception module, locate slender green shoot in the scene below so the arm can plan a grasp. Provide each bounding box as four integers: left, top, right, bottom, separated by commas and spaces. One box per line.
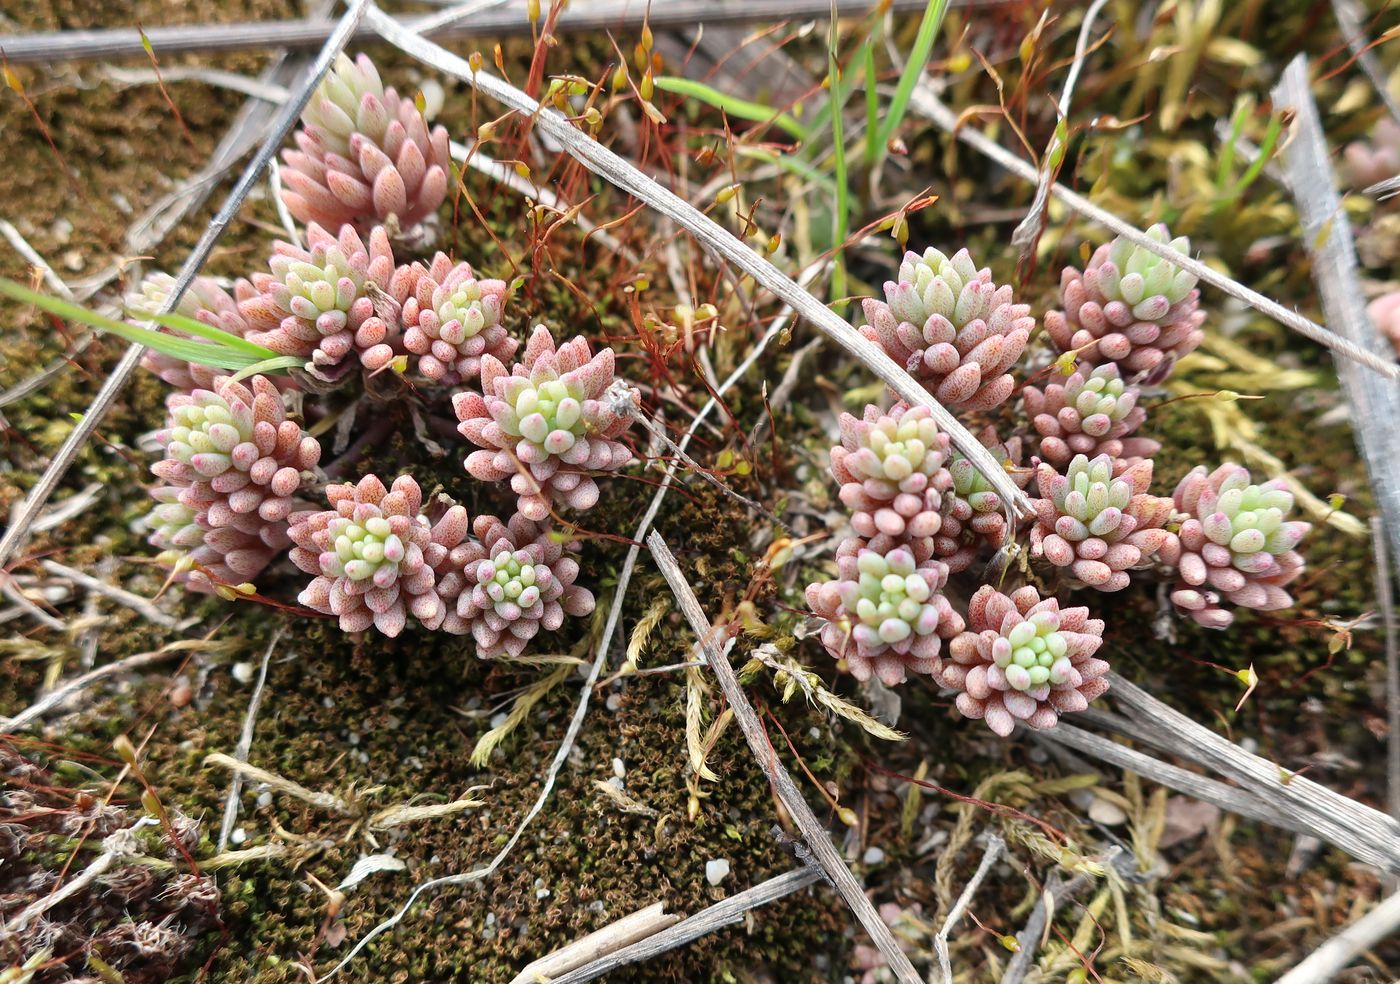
1215, 97, 1251, 191
653, 76, 807, 140
0, 278, 285, 373
874, 0, 951, 162
733, 146, 840, 195
863, 40, 880, 166
827, 10, 850, 310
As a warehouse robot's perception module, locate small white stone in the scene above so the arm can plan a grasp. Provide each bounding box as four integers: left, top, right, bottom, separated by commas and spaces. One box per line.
705, 859, 731, 886
256, 791, 272, 808
231, 662, 255, 685
1088, 797, 1128, 826
862, 847, 885, 865
612, 758, 626, 779
230, 828, 247, 845
490, 711, 509, 729
605, 693, 623, 712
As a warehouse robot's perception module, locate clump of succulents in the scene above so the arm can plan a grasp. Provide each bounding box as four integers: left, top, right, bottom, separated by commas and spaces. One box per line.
391, 251, 518, 384
454, 324, 637, 521
237, 222, 397, 380
932, 435, 1029, 573
939, 585, 1108, 736
1044, 224, 1205, 382
280, 52, 450, 234
860, 248, 1033, 411
1158, 463, 1311, 628
452, 512, 596, 657
127, 273, 254, 391
289, 474, 441, 637
805, 539, 963, 686
829, 404, 951, 542
1021, 364, 1160, 469
1028, 454, 1174, 592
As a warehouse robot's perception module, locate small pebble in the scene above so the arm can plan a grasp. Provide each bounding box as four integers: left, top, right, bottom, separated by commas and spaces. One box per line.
1088, 797, 1128, 826
231, 828, 247, 846
51, 218, 73, 244
168, 682, 193, 708
231, 662, 255, 685
605, 693, 623, 712
62, 249, 83, 272
862, 847, 885, 865
256, 791, 272, 808
612, 758, 626, 779
705, 859, 730, 886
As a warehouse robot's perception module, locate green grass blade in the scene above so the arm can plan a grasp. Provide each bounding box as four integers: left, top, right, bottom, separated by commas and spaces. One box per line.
875, 0, 951, 161
1, 278, 280, 372
827, 11, 850, 310
134, 307, 277, 359
863, 40, 880, 167
653, 76, 807, 140
733, 146, 839, 195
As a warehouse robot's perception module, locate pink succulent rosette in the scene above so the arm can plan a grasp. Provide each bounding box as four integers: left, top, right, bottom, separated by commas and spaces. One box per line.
1028, 454, 1174, 592
805, 537, 964, 687
453, 513, 596, 657
1158, 463, 1310, 629
453, 325, 636, 521
829, 403, 951, 543
280, 53, 450, 234
389, 251, 517, 384
289, 474, 442, 637
1021, 363, 1160, 469
150, 375, 320, 527
940, 585, 1108, 736
237, 222, 398, 380
145, 492, 281, 594
860, 247, 1033, 412
1044, 223, 1205, 384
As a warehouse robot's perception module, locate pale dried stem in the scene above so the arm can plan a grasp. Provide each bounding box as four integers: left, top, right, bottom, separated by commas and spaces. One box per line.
507, 901, 681, 984
648, 530, 921, 984
218, 629, 284, 852
1275, 888, 1400, 984
546, 868, 823, 984
935, 833, 1004, 984
1273, 56, 1400, 588
204, 753, 353, 814
38, 559, 183, 629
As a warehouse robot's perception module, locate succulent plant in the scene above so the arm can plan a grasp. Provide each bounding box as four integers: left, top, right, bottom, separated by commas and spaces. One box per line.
1158, 463, 1310, 628
1342, 117, 1400, 189
1028, 453, 1174, 591
454, 324, 637, 521
237, 222, 397, 380
806, 538, 964, 686
1368, 290, 1400, 358
280, 53, 450, 234
860, 247, 1033, 411
145, 492, 281, 593
289, 474, 442, 637
1044, 224, 1206, 383
1021, 364, 1160, 469
150, 375, 320, 526
390, 251, 518, 384
931, 434, 1029, 573
127, 274, 253, 391
452, 512, 596, 657
829, 404, 951, 542
940, 585, 1108, 736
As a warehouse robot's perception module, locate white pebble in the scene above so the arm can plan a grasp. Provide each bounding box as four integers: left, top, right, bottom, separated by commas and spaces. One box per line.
231, 662, 255, 685
230, 828, 247, 845
862, 847, 885, 865
705, 859, 731, 886
256, 791, 272, 808
612, 758, 626, 779
605, 693, 623, 712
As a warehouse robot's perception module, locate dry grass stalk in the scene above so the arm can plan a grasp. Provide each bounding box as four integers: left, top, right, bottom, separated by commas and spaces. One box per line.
648, 530, 923, 984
